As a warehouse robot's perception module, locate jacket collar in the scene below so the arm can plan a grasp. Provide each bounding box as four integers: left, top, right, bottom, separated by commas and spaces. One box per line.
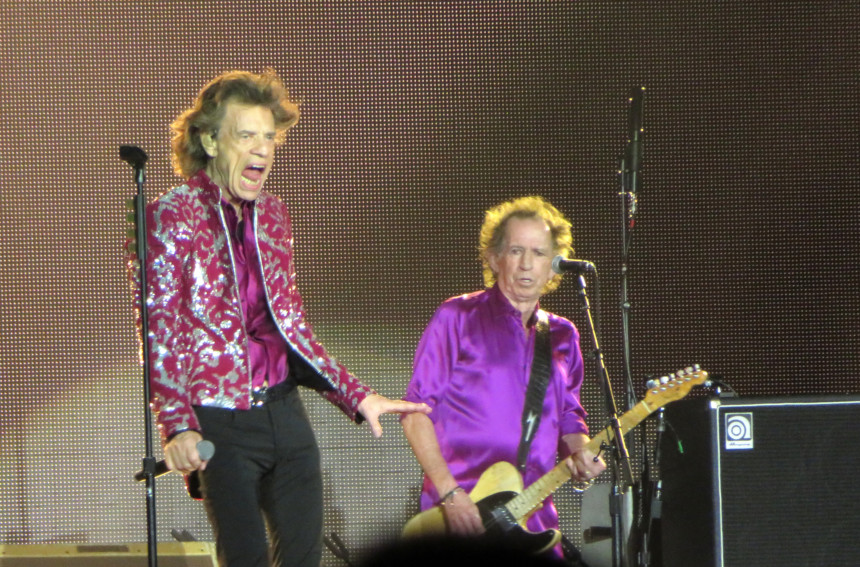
187, 169, 222, 201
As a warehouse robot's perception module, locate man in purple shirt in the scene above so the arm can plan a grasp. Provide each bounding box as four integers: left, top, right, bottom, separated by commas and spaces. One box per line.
402, 196, 606, 560
135, 70, 429, 567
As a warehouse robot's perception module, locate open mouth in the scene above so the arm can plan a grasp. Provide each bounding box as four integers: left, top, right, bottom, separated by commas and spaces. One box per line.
241, 165, 266, 187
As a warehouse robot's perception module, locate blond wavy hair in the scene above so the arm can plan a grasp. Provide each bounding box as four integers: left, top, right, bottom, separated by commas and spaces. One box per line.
171, 68, 300, 179
479, 196, 574, 294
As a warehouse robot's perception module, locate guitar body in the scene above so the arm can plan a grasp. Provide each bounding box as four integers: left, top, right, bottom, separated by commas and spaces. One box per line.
402, 461, 561, 555
402, 368, 708, 556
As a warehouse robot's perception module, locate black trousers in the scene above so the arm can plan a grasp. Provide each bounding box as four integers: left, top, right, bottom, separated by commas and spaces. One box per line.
195, 389, 322, 567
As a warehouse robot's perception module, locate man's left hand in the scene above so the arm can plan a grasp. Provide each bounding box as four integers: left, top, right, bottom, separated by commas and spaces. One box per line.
565, 449, 606, 483
358, 394, 431, 438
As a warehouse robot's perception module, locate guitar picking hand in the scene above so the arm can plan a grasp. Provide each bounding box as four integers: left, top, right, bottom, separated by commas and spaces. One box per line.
442, 488, 485, 535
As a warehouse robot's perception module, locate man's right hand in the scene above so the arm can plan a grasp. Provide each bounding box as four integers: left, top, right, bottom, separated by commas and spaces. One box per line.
401, 413, 484, 535
441, 488, 485, 536
164, 430, 208, 475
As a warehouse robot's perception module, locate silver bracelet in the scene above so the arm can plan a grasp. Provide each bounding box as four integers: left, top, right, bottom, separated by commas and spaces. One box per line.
439, 486, 464, 505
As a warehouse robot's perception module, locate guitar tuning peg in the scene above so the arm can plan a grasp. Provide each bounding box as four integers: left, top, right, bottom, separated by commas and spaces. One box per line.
660, 376, 670, 385
692, 363, 701, 371
685, 366, 695, 374
646, 379, 659, 389
675, 369, 685, 378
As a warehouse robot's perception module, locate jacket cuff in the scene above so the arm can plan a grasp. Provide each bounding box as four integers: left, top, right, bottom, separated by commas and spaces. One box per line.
157, 406, 201, 444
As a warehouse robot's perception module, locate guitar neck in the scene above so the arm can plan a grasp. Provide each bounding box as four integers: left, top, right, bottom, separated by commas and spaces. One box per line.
505, 399, 654, 522
585, 400, 654, 455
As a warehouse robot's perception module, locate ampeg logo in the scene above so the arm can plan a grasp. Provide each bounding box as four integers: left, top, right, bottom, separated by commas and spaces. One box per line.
724, 412, 754, 450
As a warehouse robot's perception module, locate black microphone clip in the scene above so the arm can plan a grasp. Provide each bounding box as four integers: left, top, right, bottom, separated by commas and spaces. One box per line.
119, 145, 148, 169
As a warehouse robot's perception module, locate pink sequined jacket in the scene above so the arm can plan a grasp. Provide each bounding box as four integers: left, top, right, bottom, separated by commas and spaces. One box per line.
130, 171, 374, 442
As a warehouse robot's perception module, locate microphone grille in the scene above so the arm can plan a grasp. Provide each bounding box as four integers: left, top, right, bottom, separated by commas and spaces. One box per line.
197, 440, 216, 460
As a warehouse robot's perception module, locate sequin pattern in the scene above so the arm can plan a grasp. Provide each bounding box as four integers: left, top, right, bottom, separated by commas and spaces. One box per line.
127, 171, 374, 441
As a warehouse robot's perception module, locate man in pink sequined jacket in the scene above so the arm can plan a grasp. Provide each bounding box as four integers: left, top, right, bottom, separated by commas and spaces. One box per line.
132, 69, 429, 567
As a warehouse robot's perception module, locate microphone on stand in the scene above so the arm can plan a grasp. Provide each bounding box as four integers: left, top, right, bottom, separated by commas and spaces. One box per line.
134, 440, 215, 482
551, 256, 596, 275
120, 145, 148, 186
623, 87, 645, 227
627, 87, 644, 179
119, 145, 148, 169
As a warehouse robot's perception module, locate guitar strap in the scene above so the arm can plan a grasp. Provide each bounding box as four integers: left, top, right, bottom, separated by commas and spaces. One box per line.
516, 309, 552, 473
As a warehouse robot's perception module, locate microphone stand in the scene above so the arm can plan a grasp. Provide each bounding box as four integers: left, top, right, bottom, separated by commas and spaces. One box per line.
618, 88, 651, 567
573, 271, 634, 567
620, 87, 644, 415
120, 145, 159, 567
640, 406, 665, 567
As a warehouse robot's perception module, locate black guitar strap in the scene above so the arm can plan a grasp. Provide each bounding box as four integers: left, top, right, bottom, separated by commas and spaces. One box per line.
516, 309, 552, 473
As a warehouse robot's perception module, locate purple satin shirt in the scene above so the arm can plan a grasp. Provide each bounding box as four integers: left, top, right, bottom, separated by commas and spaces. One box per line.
222, 200, 289, 390
404, 284, 588, 534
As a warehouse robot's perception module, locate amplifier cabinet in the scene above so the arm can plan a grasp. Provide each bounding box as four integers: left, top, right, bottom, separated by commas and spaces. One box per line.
660, 395, 860, 567
0, 542, 216, 566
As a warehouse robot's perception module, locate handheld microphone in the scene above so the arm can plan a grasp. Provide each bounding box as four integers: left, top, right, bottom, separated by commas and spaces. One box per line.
551, 256, 596, 275
134, 440, 215, 482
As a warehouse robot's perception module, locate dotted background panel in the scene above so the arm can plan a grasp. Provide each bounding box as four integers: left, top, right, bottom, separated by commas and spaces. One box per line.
0, 1, 857, 564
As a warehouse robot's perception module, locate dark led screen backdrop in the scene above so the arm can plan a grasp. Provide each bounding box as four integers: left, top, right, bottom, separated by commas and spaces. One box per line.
0, 2, 857, 564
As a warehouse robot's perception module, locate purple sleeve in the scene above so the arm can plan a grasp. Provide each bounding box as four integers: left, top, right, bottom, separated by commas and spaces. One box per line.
139, 192, 201, 441
402, 303, 458, 413
558, 323, 590, 439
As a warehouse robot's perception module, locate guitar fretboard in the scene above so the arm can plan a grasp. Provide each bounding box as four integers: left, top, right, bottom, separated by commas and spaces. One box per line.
504, 399, 655, 521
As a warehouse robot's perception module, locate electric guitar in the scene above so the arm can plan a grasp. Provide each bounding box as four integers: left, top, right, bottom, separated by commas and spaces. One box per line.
401, 367, 708, 554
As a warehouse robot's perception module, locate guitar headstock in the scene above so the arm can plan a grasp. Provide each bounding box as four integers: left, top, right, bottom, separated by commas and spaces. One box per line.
642, 365, 709, 409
